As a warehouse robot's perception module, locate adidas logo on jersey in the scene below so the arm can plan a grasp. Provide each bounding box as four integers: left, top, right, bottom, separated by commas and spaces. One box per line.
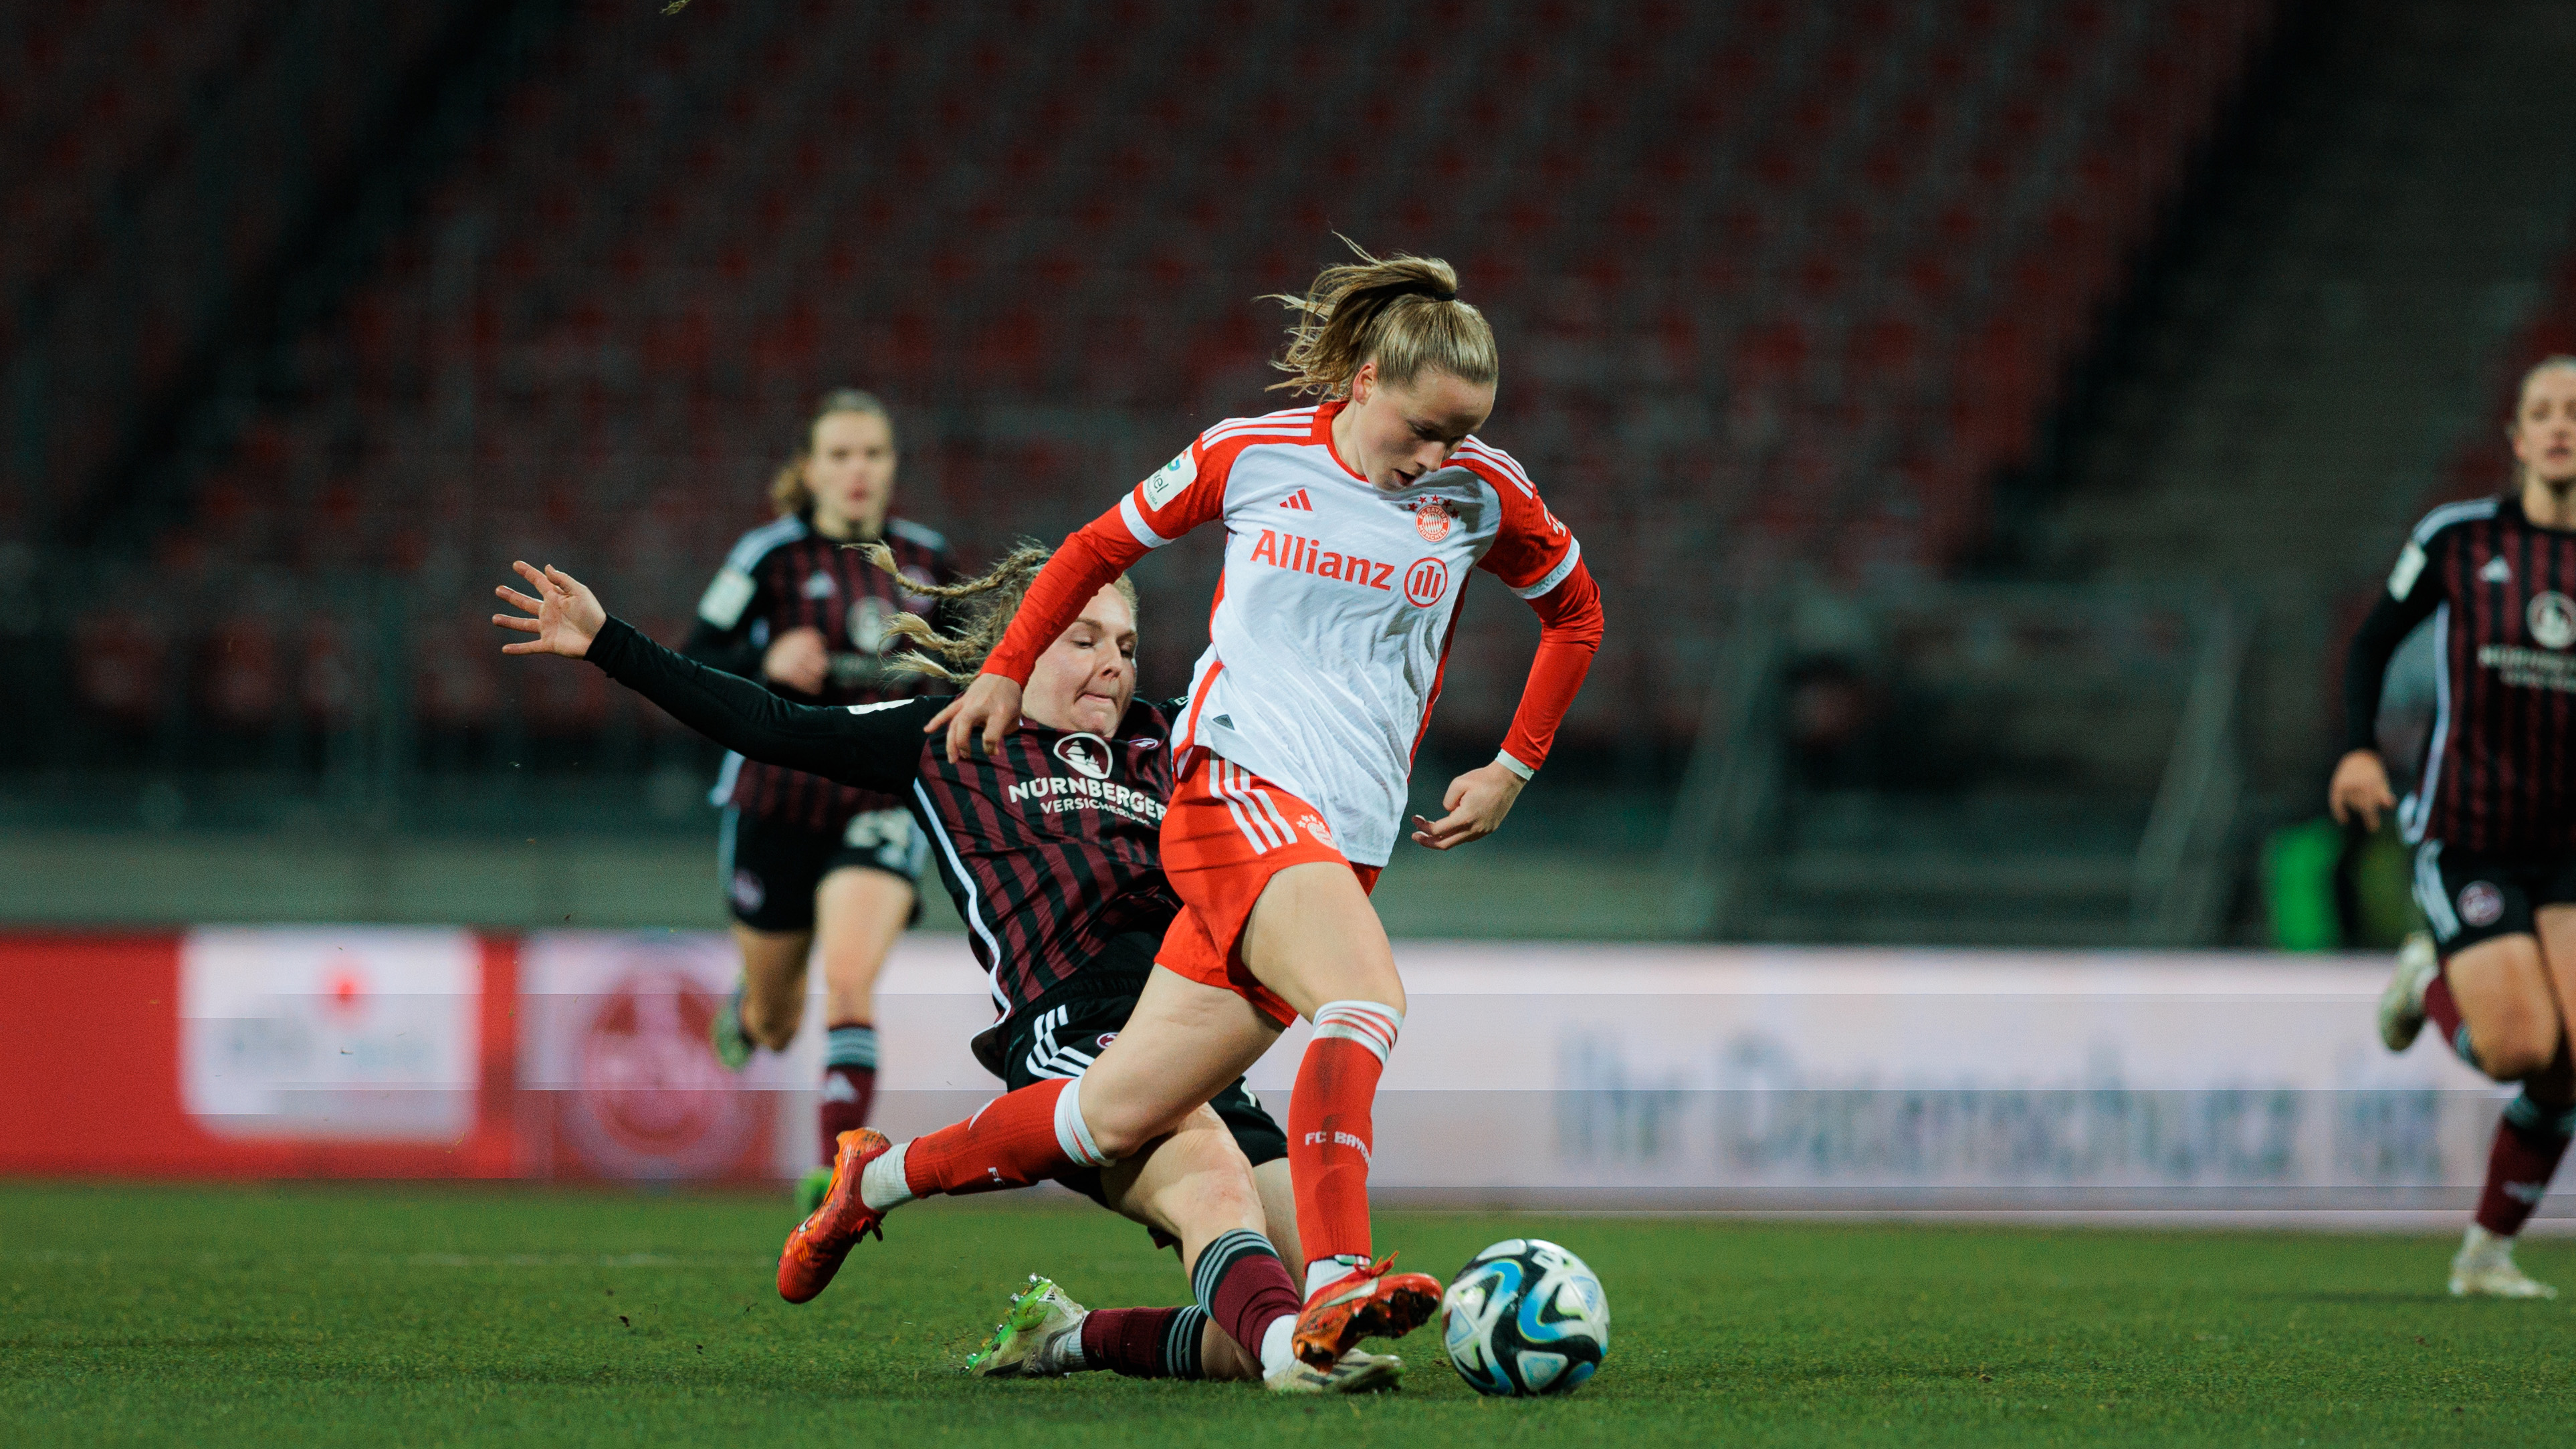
1247, 528, 1396, 592
2482, 556, 2514, 584
1279, 489, 1315, 511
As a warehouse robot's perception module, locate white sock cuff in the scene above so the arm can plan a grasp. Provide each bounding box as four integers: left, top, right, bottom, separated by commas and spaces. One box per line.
1310, 1000, 1402, 1065
858, 1141, 916, 1212
1054, 1075, 1110, 1167
1259, 1315, 1295, 1377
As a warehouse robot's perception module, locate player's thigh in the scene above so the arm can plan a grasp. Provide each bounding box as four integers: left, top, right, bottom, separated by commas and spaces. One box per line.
1250, 1157, 1301, 1270
813, 865, 913, 1010
2533, 904, 2576, 1044
1075, 967, 1284, 1154
2446, 933, 2561, 1078
1239, 861, 1404, 1020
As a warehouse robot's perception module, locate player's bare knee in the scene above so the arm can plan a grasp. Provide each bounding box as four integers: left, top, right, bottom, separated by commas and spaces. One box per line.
2480, 1018, 2559, 1081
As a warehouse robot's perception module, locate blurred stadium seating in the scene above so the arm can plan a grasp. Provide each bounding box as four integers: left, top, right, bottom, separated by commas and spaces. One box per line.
1, 0, 2277, 805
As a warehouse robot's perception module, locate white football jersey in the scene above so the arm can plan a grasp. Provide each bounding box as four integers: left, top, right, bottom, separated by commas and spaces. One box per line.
1116, 403, 1580, 865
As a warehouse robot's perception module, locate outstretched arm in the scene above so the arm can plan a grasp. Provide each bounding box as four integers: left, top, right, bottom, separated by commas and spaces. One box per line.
493, 561, 928, 792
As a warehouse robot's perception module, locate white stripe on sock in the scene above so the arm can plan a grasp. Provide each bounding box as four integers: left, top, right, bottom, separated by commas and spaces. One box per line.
1055, 1074, 1109, 1167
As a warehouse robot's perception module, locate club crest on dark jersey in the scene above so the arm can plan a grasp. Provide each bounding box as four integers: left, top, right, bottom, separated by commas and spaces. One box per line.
2529, 592, 2576, 651
1055, 734, 1112, 780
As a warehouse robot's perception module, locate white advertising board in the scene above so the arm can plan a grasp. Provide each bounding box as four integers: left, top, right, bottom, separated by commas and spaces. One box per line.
851, 939, 2517, 1210
181, 927, 480, 1141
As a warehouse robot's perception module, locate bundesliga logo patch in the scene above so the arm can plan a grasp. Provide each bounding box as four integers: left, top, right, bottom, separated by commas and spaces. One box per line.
2459, 881, 2505, 928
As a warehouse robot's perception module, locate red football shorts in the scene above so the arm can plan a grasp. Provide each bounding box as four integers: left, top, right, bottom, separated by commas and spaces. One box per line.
1156, 752, 1380, 1026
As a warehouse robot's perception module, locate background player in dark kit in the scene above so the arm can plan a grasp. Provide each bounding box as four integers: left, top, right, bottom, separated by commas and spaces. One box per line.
2338, 355, 2576, 1299
683, 389, 961, 1205
493, 552, 1396, 1391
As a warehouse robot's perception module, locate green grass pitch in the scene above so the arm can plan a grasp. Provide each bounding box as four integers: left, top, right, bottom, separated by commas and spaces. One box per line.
4, 1182, 2573, 1446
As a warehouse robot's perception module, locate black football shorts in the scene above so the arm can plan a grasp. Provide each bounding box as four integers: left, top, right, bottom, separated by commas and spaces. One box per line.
719, 806, 928, 933
2413, 841, 2576, 956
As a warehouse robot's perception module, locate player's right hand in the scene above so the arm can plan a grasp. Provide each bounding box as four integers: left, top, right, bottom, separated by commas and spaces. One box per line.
492, 561, 606, 659
762, 626, 831, 694
926, 671, 1022, 763
2328, 748, 2397, 831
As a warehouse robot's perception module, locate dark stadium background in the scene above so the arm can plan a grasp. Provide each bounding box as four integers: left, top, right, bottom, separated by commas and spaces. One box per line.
16, 3, 2576, 1440
14, 0, 2502, 950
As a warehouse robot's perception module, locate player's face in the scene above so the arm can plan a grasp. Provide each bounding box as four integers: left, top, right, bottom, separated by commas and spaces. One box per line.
1022, 586, 1138, 737
2512, 367, 2576, 489
804, 409, 897, 533
1341, 362, 1495, 489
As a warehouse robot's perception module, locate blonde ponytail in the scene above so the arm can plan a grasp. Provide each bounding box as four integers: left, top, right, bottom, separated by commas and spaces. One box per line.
1264, 236, 1498, 399
856, 541, 1139, 685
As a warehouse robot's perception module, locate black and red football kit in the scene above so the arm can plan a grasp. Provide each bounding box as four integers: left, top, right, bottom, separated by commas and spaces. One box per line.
683, 512, 960, 930
2346, 494, 2576, 954
584, 615, 1284, 1192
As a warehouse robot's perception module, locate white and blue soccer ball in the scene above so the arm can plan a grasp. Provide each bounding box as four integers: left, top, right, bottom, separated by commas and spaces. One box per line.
1440, 1238, 1610, 1396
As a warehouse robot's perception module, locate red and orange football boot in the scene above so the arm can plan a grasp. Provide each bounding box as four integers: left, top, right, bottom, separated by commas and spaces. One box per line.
776, 1127, 892, 1304
1289, 1254, 1444, 1369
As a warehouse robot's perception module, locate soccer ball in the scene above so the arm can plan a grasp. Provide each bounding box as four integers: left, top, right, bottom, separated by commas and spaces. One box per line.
1440, 1238, 1610, 1396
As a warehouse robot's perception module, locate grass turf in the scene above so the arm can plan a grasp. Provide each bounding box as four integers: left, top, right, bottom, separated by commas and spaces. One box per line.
3, 1182, 2573, 1446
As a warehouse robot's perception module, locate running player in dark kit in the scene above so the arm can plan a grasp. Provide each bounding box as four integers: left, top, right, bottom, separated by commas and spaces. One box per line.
684, 390, 962, 1207
494, 549, 1398, 1392
2340, 356, 2576, 1297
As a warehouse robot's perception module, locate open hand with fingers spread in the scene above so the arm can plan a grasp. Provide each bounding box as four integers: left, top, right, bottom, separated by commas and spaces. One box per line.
1410, 760, 1525, 851
492, 560, 608, 659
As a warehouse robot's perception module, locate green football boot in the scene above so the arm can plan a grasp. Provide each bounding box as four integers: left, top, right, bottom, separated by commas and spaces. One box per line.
710, 983, 753, 1072
967, 1276, 1087, 1377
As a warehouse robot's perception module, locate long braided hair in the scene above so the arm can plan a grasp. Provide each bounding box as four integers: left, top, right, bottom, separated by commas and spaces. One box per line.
857, 541, 1138, 685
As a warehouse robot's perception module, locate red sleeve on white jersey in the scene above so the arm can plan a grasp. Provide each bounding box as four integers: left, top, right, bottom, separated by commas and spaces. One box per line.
1117, 435, 1236, 548
1456, 442, 1580, 599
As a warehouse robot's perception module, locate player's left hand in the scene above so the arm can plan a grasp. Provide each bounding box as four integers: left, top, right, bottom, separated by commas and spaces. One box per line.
1411, 760, 1525, 851
492, 560, 607, 659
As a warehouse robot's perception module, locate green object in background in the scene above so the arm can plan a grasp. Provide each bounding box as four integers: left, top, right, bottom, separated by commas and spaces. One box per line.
2265, 817, 2345, 951
2347, 822, 2425, 949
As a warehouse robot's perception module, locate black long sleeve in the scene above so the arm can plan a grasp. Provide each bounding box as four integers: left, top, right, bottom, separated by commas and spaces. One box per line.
681, 615, 766, 680
586, 616, 938, 792
2343, 582, 2442, 754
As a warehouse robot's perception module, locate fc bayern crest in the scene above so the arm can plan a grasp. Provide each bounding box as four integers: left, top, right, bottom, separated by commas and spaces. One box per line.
1414, 497, 1454, 542
2529, 591, 2576, 651
2460, 881, 2506, 928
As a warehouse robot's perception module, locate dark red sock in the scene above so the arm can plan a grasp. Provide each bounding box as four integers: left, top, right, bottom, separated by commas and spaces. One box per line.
1076, 1305, 1207, 1378
818, 1065, 875, 1165
901, 1077, 1101, 1199
1190, 1228, 1299, 1369
2424, 974, 2476, 1069
2474, 1098, 2574, 1236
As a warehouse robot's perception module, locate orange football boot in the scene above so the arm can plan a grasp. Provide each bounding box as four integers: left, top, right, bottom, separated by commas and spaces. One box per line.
1289, 1254, 1444, 1369
776, 1127, 892, 1303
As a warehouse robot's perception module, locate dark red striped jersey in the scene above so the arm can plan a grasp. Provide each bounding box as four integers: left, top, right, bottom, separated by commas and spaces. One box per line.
683, 512, 962, 831
2345, 494, 2576, 853
588, 616, 1180, 1050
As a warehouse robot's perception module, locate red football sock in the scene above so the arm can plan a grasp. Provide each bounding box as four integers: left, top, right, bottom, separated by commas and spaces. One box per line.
1288, 1001, 1401, 1274
1077, 1305, 1207, 1379
2475, 1098, 2574, 1236
2424, 974, 2476, 1069
900, 1076, 1104, 1199
1191, 1228, 1300, 1372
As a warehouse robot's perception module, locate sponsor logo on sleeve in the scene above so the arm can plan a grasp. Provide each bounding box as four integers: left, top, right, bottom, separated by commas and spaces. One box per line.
1140, 449, 1196, 511
2388, 542, 2427, 600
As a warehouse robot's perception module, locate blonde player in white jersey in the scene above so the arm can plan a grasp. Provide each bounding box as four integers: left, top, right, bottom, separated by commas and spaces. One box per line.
776, 241, 1606, 1384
